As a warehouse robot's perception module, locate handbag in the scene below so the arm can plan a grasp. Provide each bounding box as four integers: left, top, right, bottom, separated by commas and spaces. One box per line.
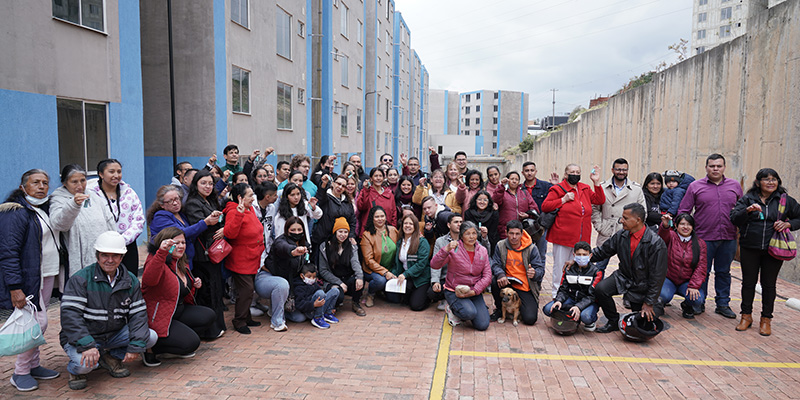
768, 193, 796, 261
201, 237, 233, 264
0, 296, 46, 356
538, 183, 567, 229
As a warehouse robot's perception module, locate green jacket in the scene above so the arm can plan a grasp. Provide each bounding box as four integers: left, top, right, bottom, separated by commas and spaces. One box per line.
392, 237, 431, 288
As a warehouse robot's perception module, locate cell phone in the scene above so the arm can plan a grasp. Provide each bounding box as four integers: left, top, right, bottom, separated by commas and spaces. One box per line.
591, 168, 596, 174
83, 198, 91, 208
169, 245, 176, 254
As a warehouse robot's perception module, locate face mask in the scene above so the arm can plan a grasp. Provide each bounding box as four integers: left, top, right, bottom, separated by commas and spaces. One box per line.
288, 232, 305, 242
302, 276, 316, 285
574, 255, 590, 266
25, 195, 49, 206
567, 174, 581, 185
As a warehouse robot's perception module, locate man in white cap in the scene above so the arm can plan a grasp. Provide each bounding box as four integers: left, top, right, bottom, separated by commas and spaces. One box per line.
59, 231, 156, 390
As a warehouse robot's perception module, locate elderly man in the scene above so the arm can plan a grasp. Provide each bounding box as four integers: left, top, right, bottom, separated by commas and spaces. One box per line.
60, 231, 155, 390
590, 203, 668, 333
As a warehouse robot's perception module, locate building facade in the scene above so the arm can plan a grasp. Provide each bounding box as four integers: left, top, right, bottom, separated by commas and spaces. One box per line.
691, 0, 784, 54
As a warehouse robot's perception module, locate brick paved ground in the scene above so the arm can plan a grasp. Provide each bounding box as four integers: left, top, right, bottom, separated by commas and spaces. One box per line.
2, 244, 800, 399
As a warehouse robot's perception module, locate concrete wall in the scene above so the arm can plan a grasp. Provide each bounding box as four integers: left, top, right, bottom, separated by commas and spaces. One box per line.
510, 0, 800, 282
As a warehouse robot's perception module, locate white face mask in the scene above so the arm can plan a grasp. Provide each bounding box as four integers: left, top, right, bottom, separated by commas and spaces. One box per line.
303, 276, 316, 285
22, 188, 48, 206
574, 255, 591, 266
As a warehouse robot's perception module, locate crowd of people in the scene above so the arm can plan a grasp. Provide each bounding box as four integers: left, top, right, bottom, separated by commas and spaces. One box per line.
1, 147, 797, 392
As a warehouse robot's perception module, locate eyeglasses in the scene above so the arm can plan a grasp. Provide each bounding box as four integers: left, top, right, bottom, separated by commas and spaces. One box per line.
382, 158, 393, 163
161, 197, 181, 205
760, 178, 778, 183
613, 168, 628, 172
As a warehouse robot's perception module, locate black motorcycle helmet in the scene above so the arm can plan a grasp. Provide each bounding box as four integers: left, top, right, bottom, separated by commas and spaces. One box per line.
549, 308, 579, 336
619, 312, 664, 342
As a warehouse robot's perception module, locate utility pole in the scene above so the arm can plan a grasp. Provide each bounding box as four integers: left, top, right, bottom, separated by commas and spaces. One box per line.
550, 88, 558, 130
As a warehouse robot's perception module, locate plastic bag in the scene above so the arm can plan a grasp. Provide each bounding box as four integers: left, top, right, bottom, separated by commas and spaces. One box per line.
0, 296, 46, 356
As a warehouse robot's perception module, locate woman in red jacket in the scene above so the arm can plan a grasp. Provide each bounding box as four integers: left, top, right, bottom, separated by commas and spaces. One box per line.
492, 171, 538, 240
356, 168, 397, 236
658, 213, 707, 319
223, 183, 266, 334
541, 163, 603, 297
141, 227, 217, 367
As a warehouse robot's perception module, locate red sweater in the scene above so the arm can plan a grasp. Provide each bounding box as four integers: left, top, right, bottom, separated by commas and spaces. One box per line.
658, 225, 708, 289
356, 185, 397, 236
222, 201, 266, 274
541, 181, 605, 247
141, 248, 196, 337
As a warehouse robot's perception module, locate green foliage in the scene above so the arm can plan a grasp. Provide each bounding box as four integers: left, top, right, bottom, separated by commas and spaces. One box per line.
568, 106, 586, 123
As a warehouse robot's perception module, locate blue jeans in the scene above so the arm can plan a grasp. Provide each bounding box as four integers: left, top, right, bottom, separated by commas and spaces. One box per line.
64, 326, 157, 375
286, 288, 340, 322
364, 272, 387, 294
543, 299, 598, 325
659, 278, 704, 308
703, 239, 736, 307
444, 290, 490, 331
254, 270, 289, 327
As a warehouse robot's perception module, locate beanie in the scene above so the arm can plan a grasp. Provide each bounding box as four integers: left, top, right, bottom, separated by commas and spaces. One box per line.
332, 217, 350, 234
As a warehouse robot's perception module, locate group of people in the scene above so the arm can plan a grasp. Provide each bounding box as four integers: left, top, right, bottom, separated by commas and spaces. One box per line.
1, 146, 796, 392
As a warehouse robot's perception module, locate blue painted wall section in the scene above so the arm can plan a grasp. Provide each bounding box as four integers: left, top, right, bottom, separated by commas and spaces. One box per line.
214, 0, 228, 156
307, 0, 315, 159
476, 92, 483, 155
418, 65, 426, 163
391, 12, 405, 165
320, 0, 333, 158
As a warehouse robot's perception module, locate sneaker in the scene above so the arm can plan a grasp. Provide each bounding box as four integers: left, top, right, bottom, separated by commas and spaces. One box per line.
235, 326, 251, 334
29, 366, 60, 380
250, 306, 265, 317
323, 313, 339, 324
98, 352, 130, 378
489, 309, 502, 322
364, 293, 374, 308
10, 374, 38, 392
246, 320, 262, 327
444, 302, 462, 327
352, 303, 367, 317
681, 302, 695, 319
270, 323, 288, 332
715, 306, 737, 319
437, 300, 446, 311
68, 373, 88, 390
160, 352, 195, 359
583, 322, 597, 332
596, 319, 619, 333
311, 317, 331, 329
142, 352, 161, 367
216, 330, 226, 339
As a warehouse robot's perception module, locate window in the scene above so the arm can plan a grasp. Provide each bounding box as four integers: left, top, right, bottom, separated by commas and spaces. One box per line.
385, 31, 391, 54
52, 0, 105, 32
697, 29, 706, 40
493, 105, 498, 112
493, 117, 498, 124
340, 3, 349, 37
277, 8, 292, 59
494, 92, 499, 99
476, 93, 481, 100
696, 46, 706, 55
492, 142, 497, 149
698, 0, 707, 5
341, 104, 349, 136
720, 7, 731, 20
698, 12, 707, 23
385, 99, 390, 121
356, 108, 362, 132
377, 94, 381, 114
377, 20, 381, 37
475, 118, 480, 124
465, 94, 471, 102
297, 21, 305, 38
232, 66, 250, 114
465, 119, 470, 127
231, 0, 248, 28
475, 105, 480, 112
57, 99, 108, 171
720, 25, 731, 38
277, 82, 292, 129
465, 106, 470, 114
385, 65, 391, 88
357, 20, 364, 44
464, 131, 470, 136
475, 130, 480, 136
297, 88, 305, 104
357, 65, 363, 89
493, 130, 498, 137
341, 56, 349, 87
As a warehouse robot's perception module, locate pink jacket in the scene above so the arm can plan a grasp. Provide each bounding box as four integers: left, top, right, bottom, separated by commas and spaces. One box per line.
431, 240, 492, 294
492, 184, 539, 239
658, 225, 708, 289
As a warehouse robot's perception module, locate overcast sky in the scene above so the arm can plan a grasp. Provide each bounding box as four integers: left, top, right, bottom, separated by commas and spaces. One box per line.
399, 0, 694, 121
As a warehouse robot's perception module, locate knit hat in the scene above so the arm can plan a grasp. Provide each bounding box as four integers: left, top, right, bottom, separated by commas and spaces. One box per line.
664, 170, 681, 183
332, 217, 350, 234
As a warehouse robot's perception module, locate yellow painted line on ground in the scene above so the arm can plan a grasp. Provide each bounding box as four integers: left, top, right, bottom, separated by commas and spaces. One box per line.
450, 351, 800, 369
429, 316, 453, 400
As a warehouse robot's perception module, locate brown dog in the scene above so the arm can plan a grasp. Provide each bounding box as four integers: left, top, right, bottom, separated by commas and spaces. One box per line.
498, 287, 520, 326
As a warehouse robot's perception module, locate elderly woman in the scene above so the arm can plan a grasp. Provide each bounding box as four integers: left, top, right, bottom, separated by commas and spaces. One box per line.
0, 169, 61, 391
430, 221, 492, 331
49, 164, 115, 279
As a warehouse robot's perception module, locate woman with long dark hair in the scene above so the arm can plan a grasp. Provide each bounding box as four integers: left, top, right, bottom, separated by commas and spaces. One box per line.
643, 172, 664, 230
388, 213, 431, 311
356, 168, 397, 236
394, 175, 420, 220
318, 217, 365, 316
265, 216, 311, 324
658, 213, 707, 319
463, 190, 500, 255
493, 171, 538, 240
360, 205, 399, 307
273, 183, 322, 248
456, 169, 484, 213
730, 168, 800, 336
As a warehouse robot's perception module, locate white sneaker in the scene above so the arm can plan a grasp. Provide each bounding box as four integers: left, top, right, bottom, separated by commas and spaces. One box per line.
270, 323, 288, 332
437, 300, 446, 311
250, 307, 265, 317
444, 302, 462, 327
583, 322, 596, 332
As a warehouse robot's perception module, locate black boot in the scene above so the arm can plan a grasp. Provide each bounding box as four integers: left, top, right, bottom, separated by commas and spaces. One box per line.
681, 302, 695, 319
597, 319, 619, 333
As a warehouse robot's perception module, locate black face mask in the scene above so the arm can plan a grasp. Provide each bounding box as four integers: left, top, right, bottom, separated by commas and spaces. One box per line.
567, 174, 581, 185
288, 232, 305, 243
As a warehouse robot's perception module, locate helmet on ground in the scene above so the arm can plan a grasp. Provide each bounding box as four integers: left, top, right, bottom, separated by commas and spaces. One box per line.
549, 308, 579, 336
94, 231, 128, 254
619, 312, 664, 342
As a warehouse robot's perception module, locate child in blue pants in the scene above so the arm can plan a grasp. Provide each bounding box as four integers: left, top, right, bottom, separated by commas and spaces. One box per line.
291, 264, 340, 329
543, 242, 603, 331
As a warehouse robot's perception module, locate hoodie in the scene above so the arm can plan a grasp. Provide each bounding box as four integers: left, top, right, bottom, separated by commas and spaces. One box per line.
659, 172, 695, 216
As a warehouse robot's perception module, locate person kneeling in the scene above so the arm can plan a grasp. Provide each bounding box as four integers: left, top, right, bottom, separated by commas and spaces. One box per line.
142, 228, 218, 367
60, 232, 157, 390
318, 217, 366, 316
542, 241, 603, 331
387, 213, 432, 311
291, 264, 341, 329
490, 220, 544, 325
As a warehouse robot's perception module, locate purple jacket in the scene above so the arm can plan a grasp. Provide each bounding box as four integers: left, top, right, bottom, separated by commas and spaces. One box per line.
677, 176, 742, 241
430, 240, 492, 294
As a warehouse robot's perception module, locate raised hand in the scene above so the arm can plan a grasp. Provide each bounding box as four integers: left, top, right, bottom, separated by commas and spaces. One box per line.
550, 172, 560, 184
250, 149, 260, 161
590, 165, 601, 184
73, 193, 89, 205
159, 238, 176, 252
236, 197, 246, 213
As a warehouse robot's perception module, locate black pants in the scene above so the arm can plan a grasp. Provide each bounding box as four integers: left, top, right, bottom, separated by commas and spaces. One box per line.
595, 276, 664, 322
231, 272, 255, 330
427, 282, 446, 303
739, 247, 784, 318
490, 278, 540, 325
326, 274, 364, 307
192, 259, 227, 331
152, 304, 216, 355
387, 281, 431, 311
122, 242, 139, 276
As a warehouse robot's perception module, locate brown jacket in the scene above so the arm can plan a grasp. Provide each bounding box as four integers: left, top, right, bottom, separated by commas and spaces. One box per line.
360, 226, 400, 276
412, 184, 461, 214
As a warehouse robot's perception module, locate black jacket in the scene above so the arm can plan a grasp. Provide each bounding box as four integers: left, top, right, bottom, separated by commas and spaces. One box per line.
292, 276, 323, 314
184, 194, 222, 263
311, 187, 357, 246
265, 235, 305, 287
553, 262, 604, 310
730, 191, 800, 250
0, 198, 45, 310
591, 227, 667, 305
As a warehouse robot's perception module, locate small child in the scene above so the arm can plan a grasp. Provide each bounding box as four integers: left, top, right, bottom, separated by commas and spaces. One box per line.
292, 263, 341, 329
659, 170, 695, 216
542, 241, 603, 331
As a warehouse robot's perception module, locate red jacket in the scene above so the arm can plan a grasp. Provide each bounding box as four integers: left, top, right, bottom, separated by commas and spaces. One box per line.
141, 248, 196, 337
541, 181, 605, 247
658, 225, 708, 289
492, 184, 539, 239
356, 185, 397, 236
222, 201, 265, 274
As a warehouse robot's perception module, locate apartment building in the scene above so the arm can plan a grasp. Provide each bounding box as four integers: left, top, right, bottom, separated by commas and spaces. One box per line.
365, 0, 396, 166
691, 0, 783, 54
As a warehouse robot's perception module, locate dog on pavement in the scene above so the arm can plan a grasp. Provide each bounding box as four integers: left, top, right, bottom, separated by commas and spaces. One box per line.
498, 287, 520, 326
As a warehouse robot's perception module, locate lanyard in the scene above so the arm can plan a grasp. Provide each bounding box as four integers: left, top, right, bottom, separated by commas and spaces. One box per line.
100, 187, 121, 223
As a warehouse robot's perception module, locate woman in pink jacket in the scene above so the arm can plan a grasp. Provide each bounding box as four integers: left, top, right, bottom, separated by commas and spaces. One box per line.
431, 221, 492, 331
657, 213, 708, 319
492, 171, 538, 240
356, 168, 397, 236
